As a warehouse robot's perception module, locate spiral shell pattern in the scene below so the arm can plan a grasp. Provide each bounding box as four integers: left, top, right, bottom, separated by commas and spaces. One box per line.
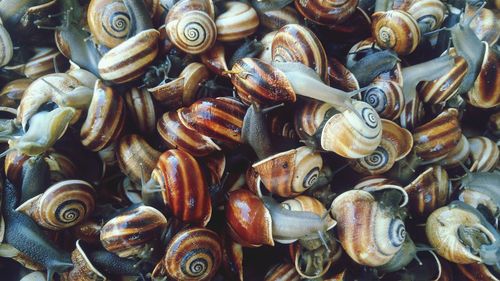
321, 101, 382, 159
87, 0, 131, 48
294, 0, 358, 25
252, 146, 323, 197
272, 24, 329, 83
100, 206, 168, 258
80, 80, 125, 151
164, 228, 222, 281
331, 190, 406, 266
469, 136, 499, 172
179, 97, 247, 144
98, 29, 159, 84
413, 108, 462, 162
371, 10, 420, 56
350, 143, 396, 175
16, 180, 96, 231
294, 100, 333, 140
153, 149, 212, 226
407, 0, 446, 32
166, 11, 217, 54
216, 2, 259, 42
363, 81, 404, 120
0, 23, 13, 67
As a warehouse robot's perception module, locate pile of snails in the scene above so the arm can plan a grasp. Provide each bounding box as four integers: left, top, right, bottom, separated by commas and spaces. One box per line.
0, 0, 498, 280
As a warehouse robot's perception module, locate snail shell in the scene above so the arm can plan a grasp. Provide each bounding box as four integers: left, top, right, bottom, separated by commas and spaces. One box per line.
371, 10, 420, 56
425, 203, 497, 264
349, 119, 412, 175
80, 80, 125, 151
467, 42, 500, 109
179, 62, 211, 105
419, 55, 468, 104
179, 97, 247, 144
87, 0, 132, 48
200, 42, 228, 76
4, 150, 30, 187
320, 100, 382, 159
328, 57, 360, 93
164, 227, 222, 281
468, 136, 499, 172
152, 149, 212, 226
98, 29, 159, 84
404, 166, 450, 220
412, 108, 462, 162
157, 110, 220, 157
354, 176, 400, 190
18, 48, 69, 79
216, 2, 259, 42
252, 146, 323, 198
260, 6, 301, 31
116, 134, 161, 184
165, 2, 217, 55
466, 6, 500, 46
0, 78, 31, 108
294, 0, 358, 25
258, 31, 277, 63
330, 190, 406, 266
406, 0, 446, 32
264, 263, 300, 281
456, 263, 500, 281
226, 189, 274, 247
231, 57, 296, 106
362, 80, 404, 120
438, 134, 470, 170
294, 99, 333, 140
0, 21, 12, 67
281, 195, 336, 230
272, 24, 329, 83
65, 240, 106, 281
124, 87, 156, 134
100, 206, 168, 258
399, 94, 425, 130
16, 180, 96, 231
148, 76, 185, 108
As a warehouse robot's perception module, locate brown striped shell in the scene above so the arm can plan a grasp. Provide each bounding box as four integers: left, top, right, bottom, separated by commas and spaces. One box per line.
328, 57, 359, 92
151, 149, 212, 226
349, 119, 412, 175
438, 134, 470, 170
226, 189, 274, 247
124, 87, 156, 134
272, 24, 329, 83
200, 42, 228, 76
231, 58, 296, 106
330, 190, 406, 267
100, 205, 168, 258
399, 94, 425, 130
0, 78, 31, 108
216, 2, 259, 42
264, 263, 300, 281
116, 134, 161, 184
87, 0, 132, 48
164, 227, 222, 281
16, 180, 96, 231
65, 240, 106, 281
371, 10, 420, 56
4, 150, 30, 187
165, 7, 217, 54
179, 97, 247, 144
458, 189, 498, 224
354, 176, 400, 190
80, 80, 125, 151
293, 99, 333, 140
281, 195, 335, 230
362, 80, 404, 120
294, 0, 358, 25
456, 263, 500, 281
220, 231, 244, 281
467, 42, 500, 109
419, 55, 468, 104
260, 6, 301, 31
157, 110, 220, 157
426, 204, 497, 264
252, 146, 323, 198
404, 166, 450, 220
44, 152, 78, 183
412, 108, 462, 162
468, 136, 499, 172
98, 29, 159, 84
0, 21, 13, 67
466, 6, 500, 46
407, 0, 446, 32
320, 101, 383, 159
14, 48, 69, 79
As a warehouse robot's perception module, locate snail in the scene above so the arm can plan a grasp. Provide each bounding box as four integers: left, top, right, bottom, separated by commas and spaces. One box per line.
2, 180, 73, 281
467, 42, 500, 109
16, 180, 95, 231
80, 80, 125, 152
259, 6, 301, 31
165, 0, 217, 54
294, 0, 358, 26
0, 17, 13, 67
220, 231, 244, 281
116, 134, 160, 185
0, 79, 31, 108
17, 156, 50, 205
143, 149, 212, 226
468, 136, 499, 172
229, 39, 265, 69
63, 240, 106, 281
200, 42, 229, 76
163, 227, 222, 281
251, 0, 295, 12
216, 2, 259, 42
264, 263, 300, 281
100, 205, 168, 259
6, 48, 69, 80
426, 201, 499, 266
124, 87, 156, 134
465, 4, 500, 46
362, 80, 404, 120
330, 189, 407, 267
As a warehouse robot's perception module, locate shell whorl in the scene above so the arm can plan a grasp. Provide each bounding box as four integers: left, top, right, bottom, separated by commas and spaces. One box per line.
363, 81, 404, 120
0, 23, 13, 67
166, 11, 217, 54
88, 0, 131, 48
371, 10, 420, 56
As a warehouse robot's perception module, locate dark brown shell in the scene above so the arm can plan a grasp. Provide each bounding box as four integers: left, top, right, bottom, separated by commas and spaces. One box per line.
468, 43, 500, 109
164, 227, 222, 281
272, 24, 329, 83
231, 58, 296, 106
80, 80, 125, 151
179, 97, 247, 144
152, 149, 212, 226
294, 0, 358, 25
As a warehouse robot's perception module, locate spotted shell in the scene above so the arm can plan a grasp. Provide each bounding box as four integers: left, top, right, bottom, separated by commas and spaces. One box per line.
252, 146, 323, 198
164, 227, 222, 281
16, 180, 96, 231
100, 205, 168, 258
